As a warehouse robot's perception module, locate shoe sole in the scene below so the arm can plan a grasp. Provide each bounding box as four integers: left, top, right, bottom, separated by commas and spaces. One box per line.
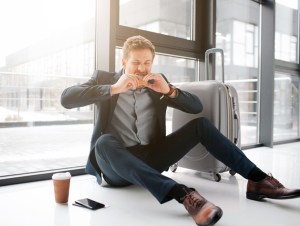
246, 192, 300, 201
196, 207, 223, 226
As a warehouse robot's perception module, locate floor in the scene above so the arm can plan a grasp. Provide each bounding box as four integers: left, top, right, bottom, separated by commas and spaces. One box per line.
0, 143, 300, 226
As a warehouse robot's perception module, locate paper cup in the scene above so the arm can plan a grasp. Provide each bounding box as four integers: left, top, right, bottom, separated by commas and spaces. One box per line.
52, 172, 71, 204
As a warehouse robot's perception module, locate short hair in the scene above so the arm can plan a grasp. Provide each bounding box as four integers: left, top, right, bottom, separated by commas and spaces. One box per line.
122, 35, 155, 60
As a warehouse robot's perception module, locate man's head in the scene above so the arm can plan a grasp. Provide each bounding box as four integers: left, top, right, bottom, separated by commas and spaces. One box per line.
122, 35, 155, 76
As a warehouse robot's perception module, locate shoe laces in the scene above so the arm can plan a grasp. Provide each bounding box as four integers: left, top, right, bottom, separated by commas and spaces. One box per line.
267, 173, 284, 188
181, 190, 206, 210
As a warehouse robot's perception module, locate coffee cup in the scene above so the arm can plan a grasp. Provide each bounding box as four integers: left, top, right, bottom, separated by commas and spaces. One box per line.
52, 172, 71, 204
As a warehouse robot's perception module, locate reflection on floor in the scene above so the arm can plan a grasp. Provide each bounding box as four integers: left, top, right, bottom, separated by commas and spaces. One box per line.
0, 143, 300, 226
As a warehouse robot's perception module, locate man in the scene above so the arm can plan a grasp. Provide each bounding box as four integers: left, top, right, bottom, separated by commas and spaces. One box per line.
61, 35, 300, 226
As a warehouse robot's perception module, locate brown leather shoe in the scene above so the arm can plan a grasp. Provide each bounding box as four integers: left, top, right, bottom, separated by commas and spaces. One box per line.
181, 190, 223, 226
247, 174, 300, 201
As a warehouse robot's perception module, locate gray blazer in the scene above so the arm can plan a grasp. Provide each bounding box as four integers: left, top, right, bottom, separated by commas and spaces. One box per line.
61, 70, 202, 184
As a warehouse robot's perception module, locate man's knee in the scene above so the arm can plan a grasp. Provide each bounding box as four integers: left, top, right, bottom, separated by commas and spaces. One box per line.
96, 134, 114, 146
95, 134, 117, 155
193, 117, 214, 134
195, 117, 210, 127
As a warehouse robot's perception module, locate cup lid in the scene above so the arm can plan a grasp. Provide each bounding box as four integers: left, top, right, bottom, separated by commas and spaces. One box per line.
52, 172, 71, 180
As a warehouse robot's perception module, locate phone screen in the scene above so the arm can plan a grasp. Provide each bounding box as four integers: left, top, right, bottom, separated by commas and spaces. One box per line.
74, 198, 105, 210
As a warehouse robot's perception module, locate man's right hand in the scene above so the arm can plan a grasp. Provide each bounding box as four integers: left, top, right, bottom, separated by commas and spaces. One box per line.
111, 73, 141, 95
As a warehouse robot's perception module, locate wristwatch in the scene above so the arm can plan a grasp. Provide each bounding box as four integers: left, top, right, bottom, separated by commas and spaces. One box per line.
166, 84, 176, 96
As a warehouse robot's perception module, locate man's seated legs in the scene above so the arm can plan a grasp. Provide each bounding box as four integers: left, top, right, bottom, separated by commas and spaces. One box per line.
94, 134, 178, 203
94, 134, 223, 226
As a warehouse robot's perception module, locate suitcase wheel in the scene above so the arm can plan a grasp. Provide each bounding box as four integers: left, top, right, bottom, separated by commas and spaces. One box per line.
213, 173, 221, 182
169, 163, 178, 172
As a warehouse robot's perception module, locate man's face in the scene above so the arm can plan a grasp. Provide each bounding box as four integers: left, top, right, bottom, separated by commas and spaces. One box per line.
122, 48, 153, 76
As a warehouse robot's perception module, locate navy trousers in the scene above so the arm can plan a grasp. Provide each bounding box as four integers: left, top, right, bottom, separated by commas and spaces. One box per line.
94, 117, 256, 204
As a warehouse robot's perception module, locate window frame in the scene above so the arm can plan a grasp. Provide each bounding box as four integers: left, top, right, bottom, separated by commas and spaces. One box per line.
97, 0, 216, 74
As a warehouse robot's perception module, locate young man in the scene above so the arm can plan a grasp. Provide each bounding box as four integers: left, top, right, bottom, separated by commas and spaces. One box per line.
61, 35, 300, 226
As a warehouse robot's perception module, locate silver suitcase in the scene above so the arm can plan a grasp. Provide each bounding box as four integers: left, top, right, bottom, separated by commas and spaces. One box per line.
171, 48, 240, 182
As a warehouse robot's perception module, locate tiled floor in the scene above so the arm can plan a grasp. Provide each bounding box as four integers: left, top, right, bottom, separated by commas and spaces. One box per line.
0, 143, 300, 226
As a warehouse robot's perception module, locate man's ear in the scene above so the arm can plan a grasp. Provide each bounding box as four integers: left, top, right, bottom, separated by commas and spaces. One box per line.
121, 58, 126, 69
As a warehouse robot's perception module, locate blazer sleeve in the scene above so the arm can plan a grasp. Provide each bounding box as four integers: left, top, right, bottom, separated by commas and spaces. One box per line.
159, 73, 203, 114
60, 70, 112, 109
166, 88, 203, 114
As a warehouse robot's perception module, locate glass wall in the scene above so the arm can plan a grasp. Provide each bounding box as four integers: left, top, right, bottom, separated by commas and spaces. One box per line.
0, 0, 95, 178
273, 0, 299, 142
275, 0, 298, 63
273, 73, 299, 141
2, 0, 300, 183
216, 0, 260, 145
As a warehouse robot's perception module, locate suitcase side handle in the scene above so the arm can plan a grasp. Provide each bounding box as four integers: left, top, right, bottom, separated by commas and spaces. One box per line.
233, 104, 240, 145
205, 48, 225, 82
232, 95, 240, 145
227, 85, 240, 145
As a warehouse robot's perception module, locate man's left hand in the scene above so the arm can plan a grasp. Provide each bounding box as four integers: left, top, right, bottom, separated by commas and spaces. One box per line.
143, 73, 173, 95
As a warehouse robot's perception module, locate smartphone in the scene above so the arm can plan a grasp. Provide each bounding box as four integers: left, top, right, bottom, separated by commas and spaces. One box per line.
74, 198, 105, 210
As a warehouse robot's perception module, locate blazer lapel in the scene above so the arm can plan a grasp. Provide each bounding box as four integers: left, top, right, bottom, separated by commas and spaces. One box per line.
106, 70, 122, 126
148, 89, 166, 130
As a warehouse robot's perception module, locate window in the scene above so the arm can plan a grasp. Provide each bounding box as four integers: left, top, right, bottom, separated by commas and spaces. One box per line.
119, 0, 194, 40
0, 0, 96, 179
273, 73, 299, 141
216, 0, 260, 146
275, 0, 298, 63
232, 21, 258, 68
273, 0, 300, 142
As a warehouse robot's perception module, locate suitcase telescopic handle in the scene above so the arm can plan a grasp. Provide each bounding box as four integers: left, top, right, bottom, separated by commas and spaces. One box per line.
205, 48, 225, 82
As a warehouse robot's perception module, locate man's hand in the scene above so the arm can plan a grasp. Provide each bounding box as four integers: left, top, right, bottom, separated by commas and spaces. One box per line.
143, 73, 175, 96
111, 73, 176, 97
111, 73, 140, 95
